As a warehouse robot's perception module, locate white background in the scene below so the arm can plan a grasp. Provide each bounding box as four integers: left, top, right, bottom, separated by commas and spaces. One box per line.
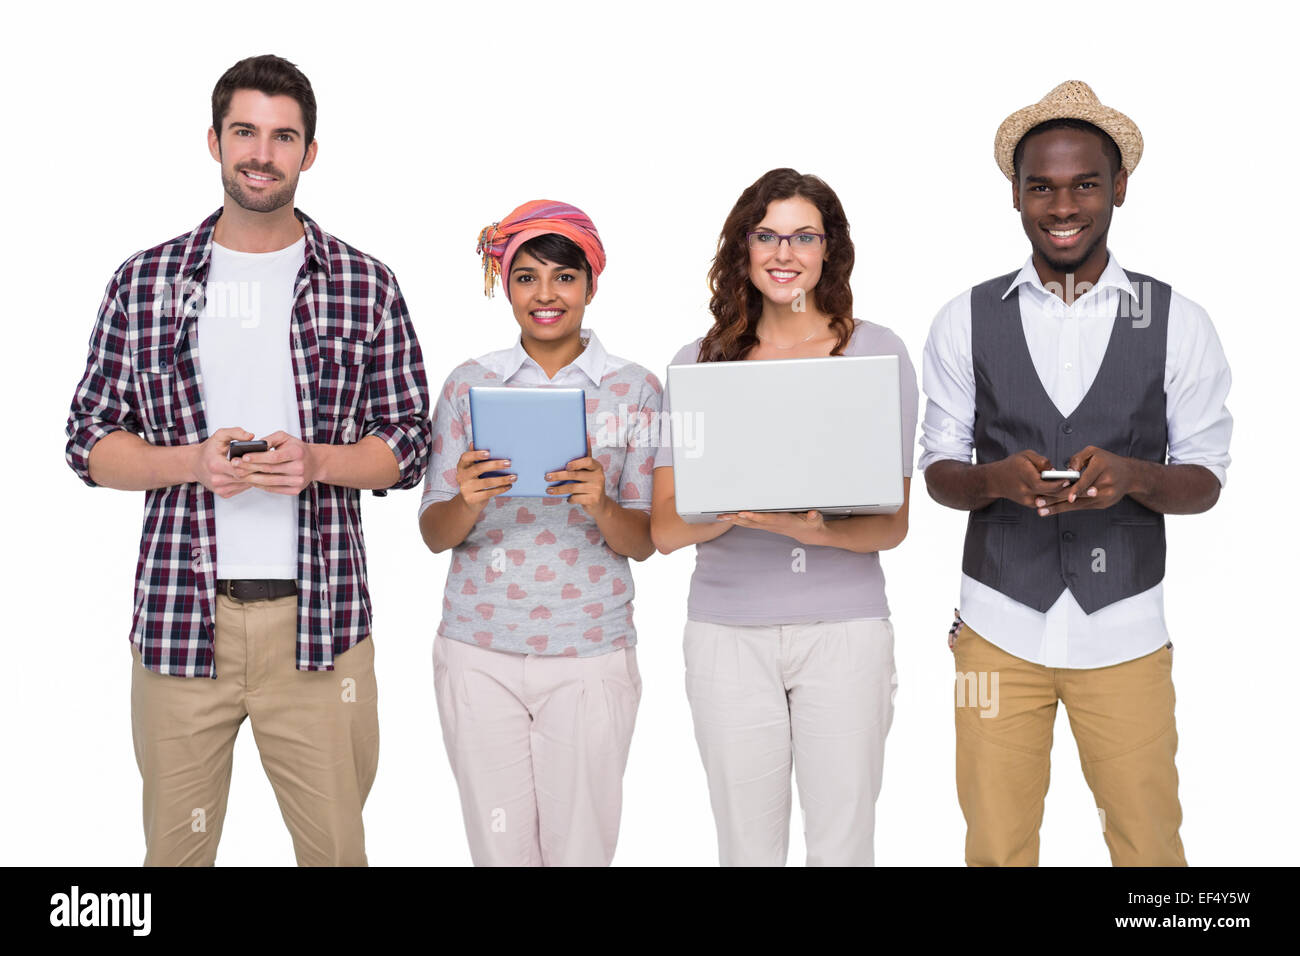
2, 0, 1296, 866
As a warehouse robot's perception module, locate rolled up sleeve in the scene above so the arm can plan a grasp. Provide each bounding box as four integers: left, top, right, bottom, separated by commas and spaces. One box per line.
1165, 294, 1232, 487
363, 279, 432, 493
918, 292, 978, 472
65, 277, 139, 487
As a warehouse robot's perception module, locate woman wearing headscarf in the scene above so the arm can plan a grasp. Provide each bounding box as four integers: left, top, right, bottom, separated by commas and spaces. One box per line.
419, 200, 661, 867
650, 170, 919, 867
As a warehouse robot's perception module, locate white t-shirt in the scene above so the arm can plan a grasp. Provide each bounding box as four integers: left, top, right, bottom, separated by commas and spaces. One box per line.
197, 237, 305, 579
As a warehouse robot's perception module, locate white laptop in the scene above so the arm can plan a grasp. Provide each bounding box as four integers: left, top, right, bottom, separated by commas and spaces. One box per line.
667, 354, 903, 523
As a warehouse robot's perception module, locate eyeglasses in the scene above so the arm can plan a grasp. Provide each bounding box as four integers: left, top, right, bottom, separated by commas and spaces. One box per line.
746, 231, 827, 252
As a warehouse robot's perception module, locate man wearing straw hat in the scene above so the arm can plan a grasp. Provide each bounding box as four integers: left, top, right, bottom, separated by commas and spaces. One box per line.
919, 81, 1232, 866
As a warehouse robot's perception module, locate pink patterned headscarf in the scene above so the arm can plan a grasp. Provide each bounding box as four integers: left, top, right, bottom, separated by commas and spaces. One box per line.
476, 199, 606, 300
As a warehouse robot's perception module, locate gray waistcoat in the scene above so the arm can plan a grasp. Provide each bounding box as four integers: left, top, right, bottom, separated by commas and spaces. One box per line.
961, 269, 1169, 614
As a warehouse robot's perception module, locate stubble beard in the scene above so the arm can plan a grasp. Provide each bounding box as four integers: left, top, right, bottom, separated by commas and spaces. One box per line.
222, 166, 295, 214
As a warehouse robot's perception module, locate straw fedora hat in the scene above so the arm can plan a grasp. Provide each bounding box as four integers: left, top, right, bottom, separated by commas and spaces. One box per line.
994, 80, 1143, 182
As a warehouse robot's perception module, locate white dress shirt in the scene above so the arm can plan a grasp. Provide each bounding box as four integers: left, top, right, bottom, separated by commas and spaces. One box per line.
918, 253, 1233, 668
478, 327, 623, 386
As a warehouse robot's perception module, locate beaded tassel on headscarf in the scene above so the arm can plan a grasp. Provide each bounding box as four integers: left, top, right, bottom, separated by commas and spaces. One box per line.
476, 221, 503, 298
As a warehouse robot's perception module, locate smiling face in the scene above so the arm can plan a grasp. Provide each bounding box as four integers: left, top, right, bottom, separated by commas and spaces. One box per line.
746, 196, 828, 307
1013, 125, 1126, 281
207, 88, 317, 214
508, 248, 592, 346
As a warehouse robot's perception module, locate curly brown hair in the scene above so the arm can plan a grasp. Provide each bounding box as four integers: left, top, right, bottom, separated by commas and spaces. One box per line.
699, 168, 855, 362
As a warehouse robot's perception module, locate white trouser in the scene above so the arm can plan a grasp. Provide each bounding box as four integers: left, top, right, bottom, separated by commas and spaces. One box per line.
684, 618, 896, 867
433, 635, 641, 867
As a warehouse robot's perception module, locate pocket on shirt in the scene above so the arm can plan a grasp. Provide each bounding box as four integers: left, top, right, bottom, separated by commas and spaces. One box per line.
315, 336, 369, 440
133, 345, 175, 432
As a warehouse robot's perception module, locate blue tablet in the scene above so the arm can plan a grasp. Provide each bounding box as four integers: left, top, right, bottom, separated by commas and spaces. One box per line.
468, 386, 589, 498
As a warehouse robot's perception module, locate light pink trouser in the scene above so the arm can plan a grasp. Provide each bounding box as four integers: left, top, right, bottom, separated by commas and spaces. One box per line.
433, 635, 642, 866
684, 618, 896, 867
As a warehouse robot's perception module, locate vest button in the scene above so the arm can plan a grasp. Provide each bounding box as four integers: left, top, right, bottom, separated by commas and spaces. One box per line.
1061, 422, 1074, 434
1063, 531, 1076, 542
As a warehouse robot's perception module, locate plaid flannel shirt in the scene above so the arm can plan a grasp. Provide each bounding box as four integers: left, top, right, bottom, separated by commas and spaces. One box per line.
66, 208, 431, 678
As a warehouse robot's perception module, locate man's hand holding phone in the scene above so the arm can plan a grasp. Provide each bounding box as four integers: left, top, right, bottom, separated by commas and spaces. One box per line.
1033, 445, 1148, 516
192, 426, 256, 499
986, 449, 1074, 510
230, 430, 322, 496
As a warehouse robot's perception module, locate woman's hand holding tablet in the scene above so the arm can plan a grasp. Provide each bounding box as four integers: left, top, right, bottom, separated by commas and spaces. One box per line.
453, 443, 516, 509
545, 436, 608, 516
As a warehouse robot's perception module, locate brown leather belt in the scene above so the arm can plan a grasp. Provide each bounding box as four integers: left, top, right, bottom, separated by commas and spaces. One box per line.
217, 579, 298, 602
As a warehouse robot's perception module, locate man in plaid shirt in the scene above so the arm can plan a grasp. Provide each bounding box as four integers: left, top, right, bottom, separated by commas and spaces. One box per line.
64, 55, 430, 866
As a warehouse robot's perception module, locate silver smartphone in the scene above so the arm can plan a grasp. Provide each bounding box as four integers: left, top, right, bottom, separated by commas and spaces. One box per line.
1041, 469, 1081, 481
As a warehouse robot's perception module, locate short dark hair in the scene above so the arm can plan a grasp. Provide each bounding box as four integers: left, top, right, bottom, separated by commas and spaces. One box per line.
1013, 118, 1121, 180
212, 54, 317, 148
514, 233, 593, 289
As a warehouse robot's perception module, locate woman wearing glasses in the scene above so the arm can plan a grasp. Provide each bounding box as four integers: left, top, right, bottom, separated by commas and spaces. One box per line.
650, 169, 918, 866
419, 200, 660, 866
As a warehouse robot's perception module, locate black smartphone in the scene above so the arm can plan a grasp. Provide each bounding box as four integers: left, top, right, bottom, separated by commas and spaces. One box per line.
227, 440, 269, 460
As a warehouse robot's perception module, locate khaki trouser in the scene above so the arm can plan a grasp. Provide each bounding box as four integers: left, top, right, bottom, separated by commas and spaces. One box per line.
433, 635, 642, 867
953, 620, 1185, 867
130, 594, 379, 866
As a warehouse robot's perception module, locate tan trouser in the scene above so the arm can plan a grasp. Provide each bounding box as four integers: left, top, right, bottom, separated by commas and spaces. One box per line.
130, 594, 379, 866
953, 621, 1185, 867
432, 635, 642, 867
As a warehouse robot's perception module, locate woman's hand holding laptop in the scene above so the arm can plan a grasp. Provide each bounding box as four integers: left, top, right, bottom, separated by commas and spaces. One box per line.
716, 508, 827, 543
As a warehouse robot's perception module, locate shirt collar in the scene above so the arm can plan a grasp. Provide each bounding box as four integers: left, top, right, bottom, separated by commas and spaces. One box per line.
497, 327, 608, 386
179, 207, 332, 281
1001, 251, 1136, 305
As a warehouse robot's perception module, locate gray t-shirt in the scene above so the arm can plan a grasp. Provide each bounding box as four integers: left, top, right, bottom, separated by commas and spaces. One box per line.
654, 319, 919, 625
423, 333, 662, 657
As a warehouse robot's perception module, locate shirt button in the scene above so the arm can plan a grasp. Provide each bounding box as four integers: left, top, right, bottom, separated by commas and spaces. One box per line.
1064, 362, 1073, 371
1063, 531, 1076, 542
1061, 422, 1074, 435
